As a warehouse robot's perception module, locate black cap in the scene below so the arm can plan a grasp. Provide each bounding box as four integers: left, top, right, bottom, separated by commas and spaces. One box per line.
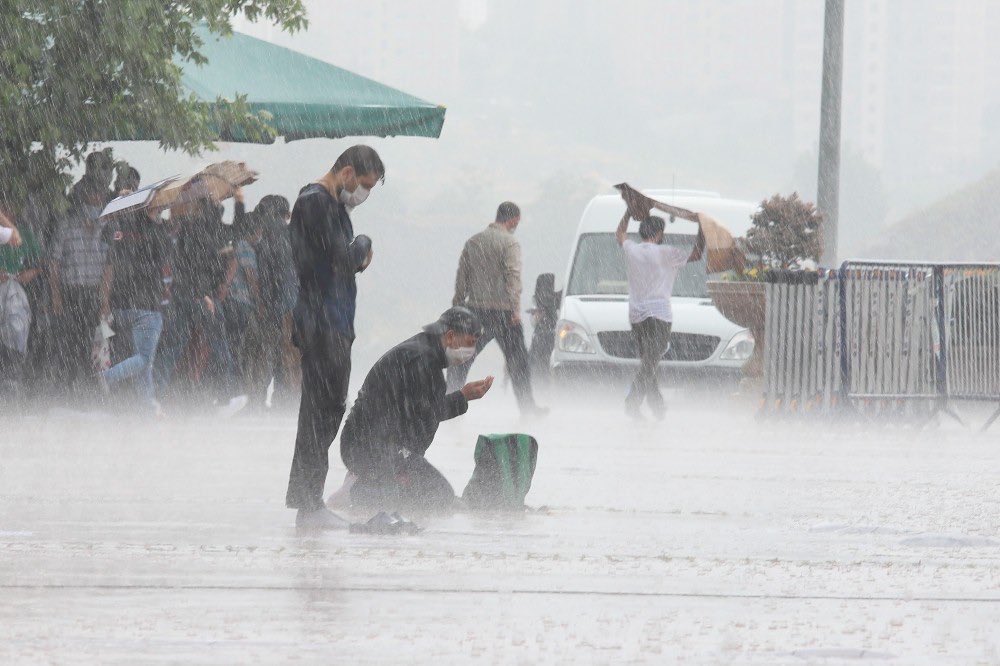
423, 306, 483, 337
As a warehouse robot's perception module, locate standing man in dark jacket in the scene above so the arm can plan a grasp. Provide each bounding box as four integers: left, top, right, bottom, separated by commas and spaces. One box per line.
286, 145, 383, 530
340, 307, 494, 513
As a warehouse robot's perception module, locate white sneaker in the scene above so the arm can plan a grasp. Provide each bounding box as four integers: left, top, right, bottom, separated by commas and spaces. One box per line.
217, 394, 249, 418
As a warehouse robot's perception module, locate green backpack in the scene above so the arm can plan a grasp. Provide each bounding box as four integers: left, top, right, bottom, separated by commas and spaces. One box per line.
462, 433, 539, 511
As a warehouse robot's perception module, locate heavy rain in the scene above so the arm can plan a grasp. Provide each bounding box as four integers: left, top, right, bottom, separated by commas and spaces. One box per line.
1, 1, 998, 663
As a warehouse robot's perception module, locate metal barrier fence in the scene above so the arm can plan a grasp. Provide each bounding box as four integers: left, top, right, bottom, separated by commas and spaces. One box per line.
761, 261, 1000, 430
942, 265, 1000, 401
840, 262, 940, 420
763, 270, 840, 414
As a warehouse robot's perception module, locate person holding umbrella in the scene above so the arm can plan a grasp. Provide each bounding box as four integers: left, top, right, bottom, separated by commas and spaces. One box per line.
97, 203, 171, 415
285, 145, 383, 530
119, 163, 257, 416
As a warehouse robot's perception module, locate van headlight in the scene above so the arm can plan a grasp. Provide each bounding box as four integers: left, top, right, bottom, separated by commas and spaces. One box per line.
557, 320, 596, 354
719, 329, 754, 360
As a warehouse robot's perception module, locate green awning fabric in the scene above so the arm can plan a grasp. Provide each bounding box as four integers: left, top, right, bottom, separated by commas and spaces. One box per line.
176, 28, 446, 141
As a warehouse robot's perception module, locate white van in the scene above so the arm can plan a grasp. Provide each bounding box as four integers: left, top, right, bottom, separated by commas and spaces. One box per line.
551, 190, 757, 384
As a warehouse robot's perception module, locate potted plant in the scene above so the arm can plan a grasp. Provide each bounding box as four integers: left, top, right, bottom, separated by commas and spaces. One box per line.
706, 193, 823, 377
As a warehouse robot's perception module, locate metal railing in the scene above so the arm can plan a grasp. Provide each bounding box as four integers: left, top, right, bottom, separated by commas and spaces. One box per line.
761, 261, 1000, 430
763, 269, 840, 415
840, 261, 940, 421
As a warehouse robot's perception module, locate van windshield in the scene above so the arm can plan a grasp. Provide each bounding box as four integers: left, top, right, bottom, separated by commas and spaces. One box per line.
566, 232, 708, 297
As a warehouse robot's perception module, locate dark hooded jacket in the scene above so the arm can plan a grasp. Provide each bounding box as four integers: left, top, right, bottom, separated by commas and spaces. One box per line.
289, 183, 368, 339
172, 199, 247, 301
340, 331, 468, 473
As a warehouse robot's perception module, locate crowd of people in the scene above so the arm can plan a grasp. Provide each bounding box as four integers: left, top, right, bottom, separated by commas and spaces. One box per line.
2, 143, 700, 527
0, 149, 300, 417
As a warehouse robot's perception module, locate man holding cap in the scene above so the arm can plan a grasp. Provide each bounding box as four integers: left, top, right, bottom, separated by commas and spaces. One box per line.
285, 145, 383, 530
339, 306, 494, 513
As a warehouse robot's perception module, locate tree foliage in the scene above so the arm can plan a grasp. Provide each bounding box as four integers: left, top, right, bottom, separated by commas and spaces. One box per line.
744, 193, 823, 270
0, 0, 306, 213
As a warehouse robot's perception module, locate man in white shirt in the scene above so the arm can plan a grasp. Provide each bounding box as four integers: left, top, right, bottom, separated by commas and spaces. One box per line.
616, 213, 704, 419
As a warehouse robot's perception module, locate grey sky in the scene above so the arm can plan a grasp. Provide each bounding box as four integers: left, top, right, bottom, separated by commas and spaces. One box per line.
235, 1, 1000, 215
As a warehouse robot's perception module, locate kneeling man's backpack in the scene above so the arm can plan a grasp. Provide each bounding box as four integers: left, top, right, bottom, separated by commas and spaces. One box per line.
462, 433, 538, 511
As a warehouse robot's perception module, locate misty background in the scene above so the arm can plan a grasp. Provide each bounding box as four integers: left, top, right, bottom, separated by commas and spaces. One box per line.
95, 0, 1000, 375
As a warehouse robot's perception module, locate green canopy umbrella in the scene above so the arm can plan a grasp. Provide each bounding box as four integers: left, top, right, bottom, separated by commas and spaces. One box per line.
176, 28, 446, 141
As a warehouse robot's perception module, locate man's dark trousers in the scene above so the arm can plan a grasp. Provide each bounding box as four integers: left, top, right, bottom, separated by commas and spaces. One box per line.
627, 317, 672, 410
285, 314, 352, 511
446, 307, 534, 408
60, 285, 101, 389
344, 443, 456, 513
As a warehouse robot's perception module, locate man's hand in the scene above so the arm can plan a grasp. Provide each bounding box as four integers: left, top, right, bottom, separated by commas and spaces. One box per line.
234, 187, 244, 204
360, 247, 374, 272
9, 228, 22, 247
510, 310, 521, 326
617, 183, 653, 220
461, 376, 494, 401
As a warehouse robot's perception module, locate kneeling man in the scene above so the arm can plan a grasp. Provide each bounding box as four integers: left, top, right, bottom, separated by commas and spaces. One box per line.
340, 307, 494, 512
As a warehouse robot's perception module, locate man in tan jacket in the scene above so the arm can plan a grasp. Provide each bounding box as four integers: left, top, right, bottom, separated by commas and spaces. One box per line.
448, 202, 545, 416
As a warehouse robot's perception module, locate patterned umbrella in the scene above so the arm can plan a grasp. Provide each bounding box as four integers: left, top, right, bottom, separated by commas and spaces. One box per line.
100, 161, 257, 220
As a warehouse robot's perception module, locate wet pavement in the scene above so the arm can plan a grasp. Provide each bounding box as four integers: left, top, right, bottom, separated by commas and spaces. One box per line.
1, 395, 998, 663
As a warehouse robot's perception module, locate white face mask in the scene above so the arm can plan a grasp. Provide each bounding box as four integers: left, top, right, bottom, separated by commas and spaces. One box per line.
445, 346, 476, 366
339, 184, 370, 209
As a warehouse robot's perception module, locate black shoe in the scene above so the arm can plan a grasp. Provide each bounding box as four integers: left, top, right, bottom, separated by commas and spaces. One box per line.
349, 511, 422, 535
295, 507, 349, 530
